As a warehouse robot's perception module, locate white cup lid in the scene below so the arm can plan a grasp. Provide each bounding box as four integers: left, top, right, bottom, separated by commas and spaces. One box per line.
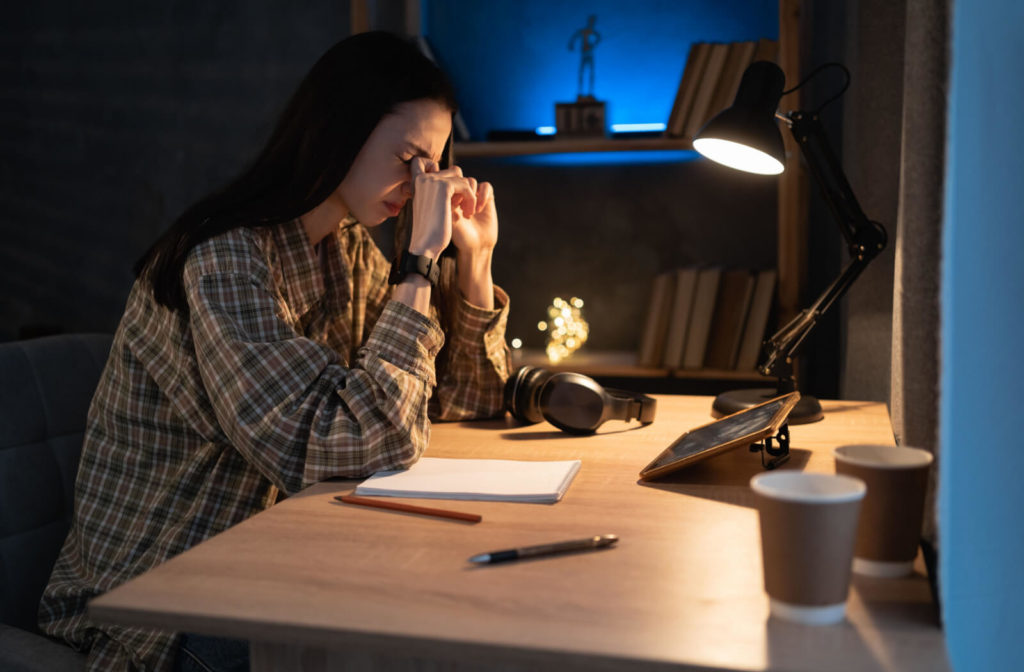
833, 444, 933, 469
750, 471, 866, 504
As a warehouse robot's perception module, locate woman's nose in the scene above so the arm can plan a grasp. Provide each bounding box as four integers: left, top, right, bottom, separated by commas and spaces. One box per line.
401, 181, 412, 198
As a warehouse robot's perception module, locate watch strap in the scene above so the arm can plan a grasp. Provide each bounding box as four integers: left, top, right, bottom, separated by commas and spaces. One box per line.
388, 251, 440, 286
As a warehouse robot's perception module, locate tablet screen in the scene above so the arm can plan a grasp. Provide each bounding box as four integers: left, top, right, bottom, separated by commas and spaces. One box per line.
639, 393, 799, 479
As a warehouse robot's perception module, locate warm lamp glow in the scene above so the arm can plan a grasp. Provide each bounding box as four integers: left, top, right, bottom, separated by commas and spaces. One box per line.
693, 138, 784, 175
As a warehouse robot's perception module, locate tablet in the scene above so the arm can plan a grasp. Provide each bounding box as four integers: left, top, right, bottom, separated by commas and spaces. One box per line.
638, 392, 801, 480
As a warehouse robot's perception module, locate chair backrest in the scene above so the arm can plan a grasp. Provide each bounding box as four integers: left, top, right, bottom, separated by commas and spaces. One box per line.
0, 333, 112, 633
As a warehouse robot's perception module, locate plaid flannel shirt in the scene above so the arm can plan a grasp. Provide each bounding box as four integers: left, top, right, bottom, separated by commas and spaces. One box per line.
39, 218, 510, 671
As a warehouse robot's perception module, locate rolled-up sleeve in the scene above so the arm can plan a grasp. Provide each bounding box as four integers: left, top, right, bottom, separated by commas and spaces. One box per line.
187, 264, 443, 494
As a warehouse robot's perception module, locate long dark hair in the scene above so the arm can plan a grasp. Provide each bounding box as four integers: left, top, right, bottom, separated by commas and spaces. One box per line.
135, 31, 458, 313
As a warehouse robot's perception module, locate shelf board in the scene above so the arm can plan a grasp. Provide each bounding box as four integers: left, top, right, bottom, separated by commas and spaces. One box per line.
513, 349, 772, 381
454, 137, 692, 158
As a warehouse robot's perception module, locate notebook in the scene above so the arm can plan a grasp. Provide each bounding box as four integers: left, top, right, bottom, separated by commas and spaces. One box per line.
354, 457, 582, 503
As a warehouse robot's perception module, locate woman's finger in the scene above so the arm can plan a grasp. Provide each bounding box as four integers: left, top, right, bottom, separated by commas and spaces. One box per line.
452, 179, 476, 218
475, 181, 494, 214
410, 156, 431, 180
430, 166, 464, 180
464, 177, 479, 216
410, 157, 442, 198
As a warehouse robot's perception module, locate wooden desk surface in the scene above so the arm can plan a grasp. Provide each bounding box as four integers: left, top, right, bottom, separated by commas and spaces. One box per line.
89, 396, 949, 672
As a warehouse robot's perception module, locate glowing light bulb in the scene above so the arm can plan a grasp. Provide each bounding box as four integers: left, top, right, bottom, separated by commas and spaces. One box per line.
538, 296, 589, 364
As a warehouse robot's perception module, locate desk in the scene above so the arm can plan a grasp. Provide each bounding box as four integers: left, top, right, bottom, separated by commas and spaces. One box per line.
89, 396, 949, 671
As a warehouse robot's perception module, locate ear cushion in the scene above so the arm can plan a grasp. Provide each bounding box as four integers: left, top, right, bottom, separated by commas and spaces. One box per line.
504, 366, 555, 424
539, 372, 607, 435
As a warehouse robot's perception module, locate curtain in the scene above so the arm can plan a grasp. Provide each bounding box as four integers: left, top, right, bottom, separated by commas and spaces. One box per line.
890, 0, 949, 544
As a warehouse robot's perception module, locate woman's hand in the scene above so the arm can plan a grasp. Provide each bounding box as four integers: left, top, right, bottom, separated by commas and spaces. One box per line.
449, 172, 498, 310
407, 158, 498, 309
408, 158, 475, 259
451, 178, 498, 256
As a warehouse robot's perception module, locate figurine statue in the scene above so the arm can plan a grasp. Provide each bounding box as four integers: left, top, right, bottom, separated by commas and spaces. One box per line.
568, 15, 601, 100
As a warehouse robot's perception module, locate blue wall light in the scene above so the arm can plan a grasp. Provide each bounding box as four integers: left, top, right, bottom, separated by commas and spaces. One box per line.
504, 149, 700, 167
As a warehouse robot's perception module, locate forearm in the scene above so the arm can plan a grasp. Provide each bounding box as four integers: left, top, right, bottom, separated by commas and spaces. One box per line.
431, 287, 511, 421
191, 276, 442, 494
457, 248, 494, 310
390, 273, 433, 316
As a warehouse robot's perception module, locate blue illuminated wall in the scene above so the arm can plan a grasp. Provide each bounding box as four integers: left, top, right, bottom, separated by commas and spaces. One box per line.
423, 0, 778, 139
940, 0, 1024, 669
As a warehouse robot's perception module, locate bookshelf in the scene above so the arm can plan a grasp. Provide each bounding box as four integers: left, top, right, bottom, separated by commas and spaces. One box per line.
454, 1, 802, 387
419, 0, 805, 388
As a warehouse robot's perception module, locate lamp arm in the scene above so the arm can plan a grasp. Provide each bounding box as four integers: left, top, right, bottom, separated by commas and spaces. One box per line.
758, 254, 877, 382
756, 110, 888, 387
783, 111, 887, 252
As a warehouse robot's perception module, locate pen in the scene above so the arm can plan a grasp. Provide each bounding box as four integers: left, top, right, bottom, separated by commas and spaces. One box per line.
468, 534, 618, 564
335, 495, 482, 523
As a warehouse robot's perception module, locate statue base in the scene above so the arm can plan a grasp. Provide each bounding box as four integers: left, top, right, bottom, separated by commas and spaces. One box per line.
555, 98, 606, 137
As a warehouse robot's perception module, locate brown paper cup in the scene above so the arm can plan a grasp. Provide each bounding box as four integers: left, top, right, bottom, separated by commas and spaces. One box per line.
751, 472, 865, 625
833, 444, 933, 578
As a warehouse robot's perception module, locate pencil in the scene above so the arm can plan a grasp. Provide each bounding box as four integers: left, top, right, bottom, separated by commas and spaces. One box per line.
334, 494, 482, 523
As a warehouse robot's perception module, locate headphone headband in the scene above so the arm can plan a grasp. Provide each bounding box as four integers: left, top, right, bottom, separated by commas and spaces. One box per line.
604, 388, 657, 425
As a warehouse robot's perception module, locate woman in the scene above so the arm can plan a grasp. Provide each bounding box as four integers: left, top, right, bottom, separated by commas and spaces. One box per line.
39, 31, 510, 671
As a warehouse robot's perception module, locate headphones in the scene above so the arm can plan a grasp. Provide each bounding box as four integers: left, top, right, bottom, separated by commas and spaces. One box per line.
504, 366, 657, 435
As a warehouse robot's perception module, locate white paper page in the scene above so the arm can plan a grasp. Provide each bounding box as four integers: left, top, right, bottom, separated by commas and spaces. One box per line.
354, 457, 582, 503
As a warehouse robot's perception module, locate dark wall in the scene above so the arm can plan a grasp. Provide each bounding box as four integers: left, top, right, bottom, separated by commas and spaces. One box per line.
3, 3, 873, 402
838, 0, 904, 403
462, 156, 776, 352
0, 3, 775, 355
0, 2, 349, 340
795, 0, 847, 401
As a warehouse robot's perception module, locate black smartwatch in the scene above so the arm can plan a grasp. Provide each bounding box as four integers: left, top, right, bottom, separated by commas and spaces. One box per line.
388, 251, 440, 286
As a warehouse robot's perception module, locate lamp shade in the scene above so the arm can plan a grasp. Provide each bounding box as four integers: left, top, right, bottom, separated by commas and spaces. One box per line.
693, 61, 787, 175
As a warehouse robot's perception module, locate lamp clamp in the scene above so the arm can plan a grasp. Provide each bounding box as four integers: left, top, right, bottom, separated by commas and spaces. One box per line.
749, 422, 791, 469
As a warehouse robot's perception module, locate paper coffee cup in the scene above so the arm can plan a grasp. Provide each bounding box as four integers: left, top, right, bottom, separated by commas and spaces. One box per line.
833, 444, 933, 578
751, 472, 866, 625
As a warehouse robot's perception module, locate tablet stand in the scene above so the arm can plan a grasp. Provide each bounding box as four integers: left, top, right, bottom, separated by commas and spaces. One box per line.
750, 422, 790, 469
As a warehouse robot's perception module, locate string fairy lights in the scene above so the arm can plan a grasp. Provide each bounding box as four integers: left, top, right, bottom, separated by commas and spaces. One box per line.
537, 296, 589, 363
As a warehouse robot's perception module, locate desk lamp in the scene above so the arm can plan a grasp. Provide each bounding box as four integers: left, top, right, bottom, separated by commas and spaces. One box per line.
692, 61, 887, 424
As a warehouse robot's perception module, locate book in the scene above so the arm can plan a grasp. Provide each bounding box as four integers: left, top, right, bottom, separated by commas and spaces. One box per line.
706, 41, 758, 128
683, 42, 730, 141
666, 42, 712, 138
735, 269, 777, 371
637, 270, 677, 367
662, 267, 700, 368
681, 267, 722, 369
752, 37, 779, 64
704, 270, 756, 370
354, 457, 582, 503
